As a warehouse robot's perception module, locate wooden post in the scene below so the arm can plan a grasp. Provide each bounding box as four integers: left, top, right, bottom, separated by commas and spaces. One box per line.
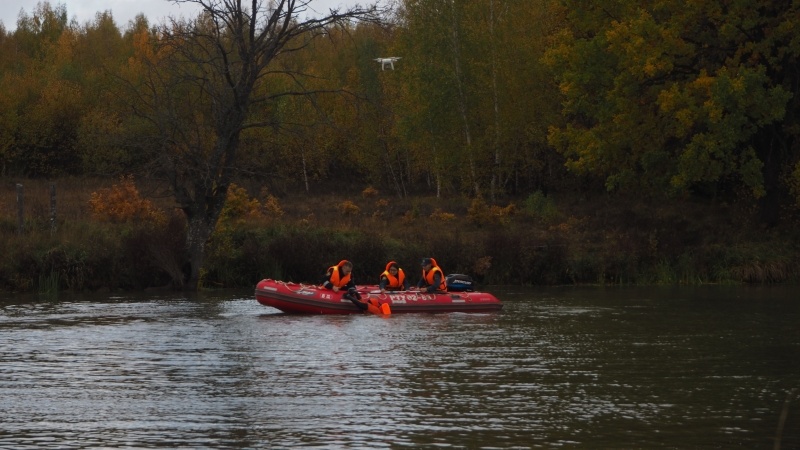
50, 183, 57, 235
16, 183, 23, 235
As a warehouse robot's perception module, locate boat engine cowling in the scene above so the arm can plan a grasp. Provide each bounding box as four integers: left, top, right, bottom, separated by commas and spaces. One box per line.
446, 274, 475, 292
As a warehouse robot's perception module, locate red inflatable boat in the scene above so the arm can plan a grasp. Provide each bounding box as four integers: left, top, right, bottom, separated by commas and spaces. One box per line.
254, 279, 503, 314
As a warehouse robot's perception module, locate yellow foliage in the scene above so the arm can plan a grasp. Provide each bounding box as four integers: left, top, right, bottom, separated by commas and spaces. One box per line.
430, 209, 456, 222
692, 73, 715, 92
260, 188, 284, 217
337, 200, 360, 216
88, 175, 165, 224
467, 197, 515, 226
213, 185, 272, 247
657, 86, 679, 112
219, 184, 264, 227
548, 216, 583, 234
298, 213, 316, 227
371, 198, 389, 218
362, 186, 378, 198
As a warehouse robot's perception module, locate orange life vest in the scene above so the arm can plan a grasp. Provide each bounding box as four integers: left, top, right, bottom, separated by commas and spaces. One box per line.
422, 260, 447, 291
327, 263, 352, 288
381, 261, 406, 289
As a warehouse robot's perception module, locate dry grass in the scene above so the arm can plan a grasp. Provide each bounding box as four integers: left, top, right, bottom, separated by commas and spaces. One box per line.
1, 178, 99, 224
1, 177, 179, 229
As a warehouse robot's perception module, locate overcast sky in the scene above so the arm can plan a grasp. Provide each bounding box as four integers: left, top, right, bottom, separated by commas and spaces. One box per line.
1, 0, 369, 31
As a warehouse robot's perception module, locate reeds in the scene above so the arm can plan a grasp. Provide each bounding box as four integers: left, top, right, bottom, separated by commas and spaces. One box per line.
37, 270, 59, 300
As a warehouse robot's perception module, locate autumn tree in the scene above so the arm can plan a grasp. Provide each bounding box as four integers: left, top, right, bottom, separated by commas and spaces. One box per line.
123, 0, 381, 290
394, 0, 480, 196
339, 22, 410, 197
5, 2, 83, 177
250, 25, 363, 194
0, 23, 17, 174
74, 11, 132, 175
461, 0, 562, 198
262, 22, 407, 196
394, 0, 561, 198
545, 0, 799, 224
0, 3, 141, 177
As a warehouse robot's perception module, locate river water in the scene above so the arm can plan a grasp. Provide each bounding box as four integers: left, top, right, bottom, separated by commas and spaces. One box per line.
1, 285, 798, 449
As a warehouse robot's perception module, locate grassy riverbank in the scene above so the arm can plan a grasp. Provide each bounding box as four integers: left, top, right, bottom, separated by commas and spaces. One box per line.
2, 177, 798, 293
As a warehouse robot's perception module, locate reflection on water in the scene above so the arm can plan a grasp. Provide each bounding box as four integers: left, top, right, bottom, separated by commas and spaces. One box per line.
1, 285, 799, 448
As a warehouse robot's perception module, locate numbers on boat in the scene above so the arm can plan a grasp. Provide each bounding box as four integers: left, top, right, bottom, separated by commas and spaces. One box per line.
385, 293, 434, 302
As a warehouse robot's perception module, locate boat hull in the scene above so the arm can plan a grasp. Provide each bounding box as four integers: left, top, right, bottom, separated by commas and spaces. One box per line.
255, 279, 503, 314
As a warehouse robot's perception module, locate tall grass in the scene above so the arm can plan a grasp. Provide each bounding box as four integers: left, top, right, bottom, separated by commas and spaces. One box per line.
37, 270, 59, 300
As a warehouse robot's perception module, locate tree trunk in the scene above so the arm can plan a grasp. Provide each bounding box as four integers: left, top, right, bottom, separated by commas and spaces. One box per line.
489, 0, 502, 202
449, 0, 479, 197
301, 146, 310, 193
384, 140, 404, 198
184, 214, 215, 290
127, 0, 380, 290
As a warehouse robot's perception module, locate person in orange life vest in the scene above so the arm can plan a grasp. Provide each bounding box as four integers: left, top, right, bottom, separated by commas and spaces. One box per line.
379, 261, 409, 293
321, 259, 363, 304
416, 257, 447, 293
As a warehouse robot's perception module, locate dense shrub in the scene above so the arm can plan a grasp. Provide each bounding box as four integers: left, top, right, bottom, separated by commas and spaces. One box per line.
88, 175, 165, 224
467, 197, 515, 226
522, 191, 559, 223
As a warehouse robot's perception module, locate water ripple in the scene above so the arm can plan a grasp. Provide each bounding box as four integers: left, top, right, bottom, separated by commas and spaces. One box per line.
2, 287, 799, 448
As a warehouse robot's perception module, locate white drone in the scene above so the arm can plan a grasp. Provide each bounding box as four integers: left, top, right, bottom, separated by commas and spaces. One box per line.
375, 57, 401, 70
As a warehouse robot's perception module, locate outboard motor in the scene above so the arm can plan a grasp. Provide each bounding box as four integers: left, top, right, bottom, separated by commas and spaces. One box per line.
446, 274, 475, 292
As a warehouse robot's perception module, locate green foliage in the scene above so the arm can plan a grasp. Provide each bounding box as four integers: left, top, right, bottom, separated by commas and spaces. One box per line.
522, 191, 559, 223
477, 227, 570, 285
711, 243, 798, 283
2, 227, 101, 292
395, 0, 562, 196
546, 0, 799, 206
14, 2, 68, 58
77, 110, 129, 175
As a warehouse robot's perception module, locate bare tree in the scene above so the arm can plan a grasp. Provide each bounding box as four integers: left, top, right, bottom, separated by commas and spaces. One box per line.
128, 0, 382, 290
